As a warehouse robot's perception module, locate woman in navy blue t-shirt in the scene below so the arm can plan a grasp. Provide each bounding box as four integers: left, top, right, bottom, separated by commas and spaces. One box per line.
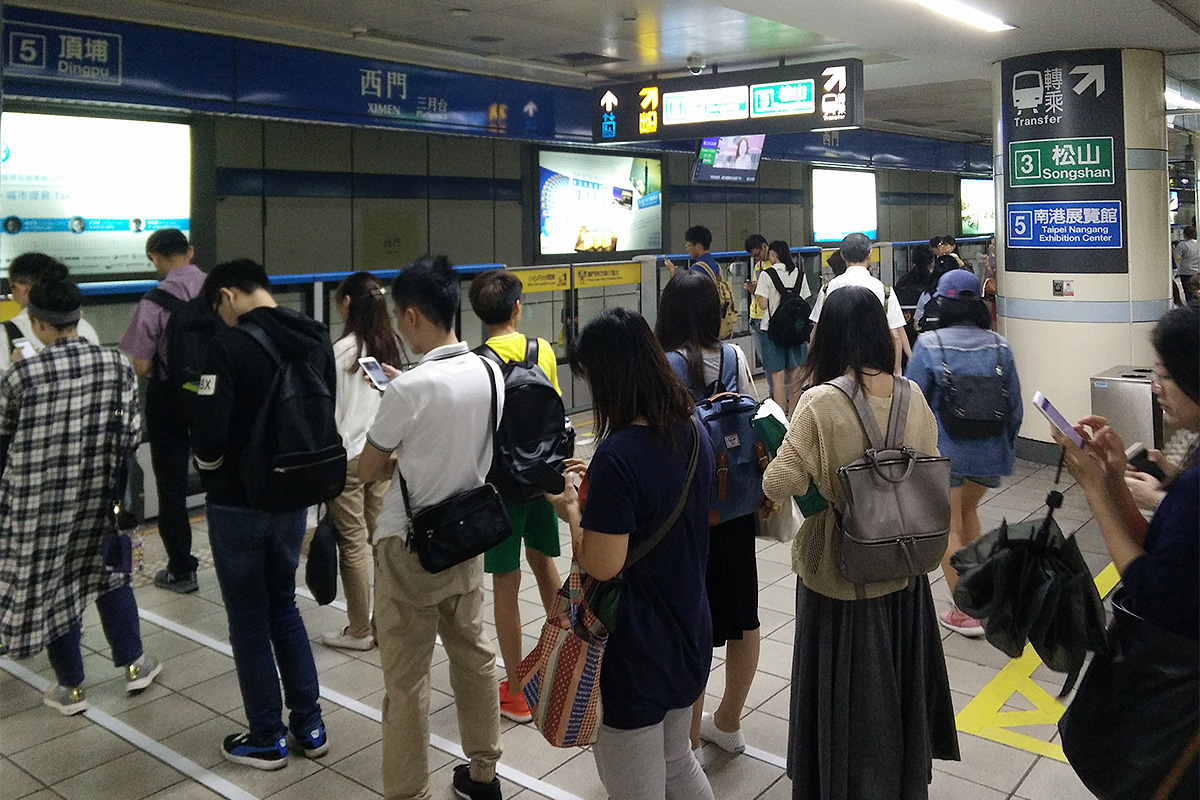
546, 307, 715, 800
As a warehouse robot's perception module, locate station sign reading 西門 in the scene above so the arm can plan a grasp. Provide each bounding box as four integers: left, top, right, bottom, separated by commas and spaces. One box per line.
1000, 49, 1126, 273
592, 59, 863, 143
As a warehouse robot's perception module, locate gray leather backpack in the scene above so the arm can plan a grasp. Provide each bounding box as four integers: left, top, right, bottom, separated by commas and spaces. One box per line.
828, 376, 951, 587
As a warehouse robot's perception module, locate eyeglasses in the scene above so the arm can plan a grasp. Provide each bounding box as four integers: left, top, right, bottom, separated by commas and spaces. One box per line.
1152, 368, 1173, 389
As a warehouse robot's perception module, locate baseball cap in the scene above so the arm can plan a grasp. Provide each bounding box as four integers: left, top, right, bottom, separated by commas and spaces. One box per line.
936, 269, 982, 299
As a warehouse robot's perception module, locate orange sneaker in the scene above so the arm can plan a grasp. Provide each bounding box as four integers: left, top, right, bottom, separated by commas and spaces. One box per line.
498, 680, 533, 724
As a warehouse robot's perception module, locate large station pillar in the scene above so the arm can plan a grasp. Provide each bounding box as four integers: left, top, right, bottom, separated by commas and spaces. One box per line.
993, 49, 1171, 452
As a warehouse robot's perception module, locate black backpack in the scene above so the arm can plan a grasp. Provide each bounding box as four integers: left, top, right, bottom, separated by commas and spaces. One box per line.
932, 331, 1009, 439
236, 323, 347, 511
476, 337, 573, 504
143, 288, 222, 421
763, 267, 812, 348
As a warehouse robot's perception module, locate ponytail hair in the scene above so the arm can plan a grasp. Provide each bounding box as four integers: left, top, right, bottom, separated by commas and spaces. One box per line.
336, 271, 403, 372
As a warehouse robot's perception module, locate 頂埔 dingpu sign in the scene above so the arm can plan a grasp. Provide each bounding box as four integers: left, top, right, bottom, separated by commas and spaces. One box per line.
592, 60, 864, 143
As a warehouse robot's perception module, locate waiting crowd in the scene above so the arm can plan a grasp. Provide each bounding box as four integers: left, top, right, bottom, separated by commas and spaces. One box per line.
0, 227, 1196, 800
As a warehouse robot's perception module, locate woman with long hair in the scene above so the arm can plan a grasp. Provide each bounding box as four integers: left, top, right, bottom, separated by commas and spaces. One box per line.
546, 307, 715, 800
755, 240, 809, 414
655, 272, 761, 763
319, 271, 405, 650
762, 286, 959, 800
906, 270, 1023, 636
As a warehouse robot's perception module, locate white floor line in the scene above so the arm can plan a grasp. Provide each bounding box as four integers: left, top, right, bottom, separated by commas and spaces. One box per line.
139, 607, 582, 800
291, 587, 507, 669
0, 658, 260, 800
743, 744, 787, 770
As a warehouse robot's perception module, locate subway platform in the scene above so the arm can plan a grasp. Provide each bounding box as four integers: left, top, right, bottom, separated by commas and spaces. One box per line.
1, 410, 1115, 800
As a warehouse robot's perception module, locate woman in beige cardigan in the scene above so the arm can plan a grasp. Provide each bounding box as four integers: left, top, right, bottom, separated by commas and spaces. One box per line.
762, 286, 959, 800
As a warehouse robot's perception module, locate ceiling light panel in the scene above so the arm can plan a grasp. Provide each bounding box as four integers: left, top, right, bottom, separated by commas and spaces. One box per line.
909, 0, 1015, 32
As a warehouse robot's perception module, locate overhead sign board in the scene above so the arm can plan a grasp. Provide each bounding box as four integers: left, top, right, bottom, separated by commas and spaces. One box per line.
592, 59, 863, 143
1000, 49, 1126, 273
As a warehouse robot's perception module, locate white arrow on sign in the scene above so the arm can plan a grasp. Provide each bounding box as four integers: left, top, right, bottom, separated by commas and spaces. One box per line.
822, 65, 847, 93
524, 100, 538, 117
600, 91, 619, 112
1070, 65, 1105, 97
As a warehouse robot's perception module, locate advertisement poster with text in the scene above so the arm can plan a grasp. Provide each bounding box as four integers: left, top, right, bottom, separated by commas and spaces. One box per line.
0, 113, 190, 278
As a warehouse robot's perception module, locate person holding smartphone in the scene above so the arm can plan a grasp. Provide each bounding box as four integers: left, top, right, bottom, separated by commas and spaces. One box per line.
319, 271, 405, 651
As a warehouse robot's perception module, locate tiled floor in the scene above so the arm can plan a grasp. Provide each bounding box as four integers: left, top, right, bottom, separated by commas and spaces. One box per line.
1, 405, 1112, 800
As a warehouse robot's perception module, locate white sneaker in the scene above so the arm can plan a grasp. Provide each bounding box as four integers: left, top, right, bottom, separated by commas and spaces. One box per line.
699, 711, 746, 754
321, 628, 375, 651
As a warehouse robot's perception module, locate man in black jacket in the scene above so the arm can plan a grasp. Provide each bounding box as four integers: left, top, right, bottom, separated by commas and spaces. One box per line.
192, 259, 331, 771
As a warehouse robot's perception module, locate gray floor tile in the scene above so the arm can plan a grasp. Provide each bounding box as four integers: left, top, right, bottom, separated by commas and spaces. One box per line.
10, 725, 135, 784
51, 750, 184, 800
1015, 756, 1096, 800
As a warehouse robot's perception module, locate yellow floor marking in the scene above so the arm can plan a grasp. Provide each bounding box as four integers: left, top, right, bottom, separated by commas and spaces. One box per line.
955, 562, 1120, 761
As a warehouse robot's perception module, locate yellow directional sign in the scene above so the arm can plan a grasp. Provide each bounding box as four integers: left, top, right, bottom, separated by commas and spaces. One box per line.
954, 563, 1121, 761
574, 262, 641, 288
639, 87, 659, 110
639, 86, 659, 133
517, 267, 570, 293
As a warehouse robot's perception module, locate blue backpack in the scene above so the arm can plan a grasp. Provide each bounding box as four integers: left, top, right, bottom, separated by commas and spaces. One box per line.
666, 345, 768, 525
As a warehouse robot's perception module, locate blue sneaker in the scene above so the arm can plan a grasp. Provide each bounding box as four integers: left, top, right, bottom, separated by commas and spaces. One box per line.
222, 732, 288, 770
289, 723, 329, 758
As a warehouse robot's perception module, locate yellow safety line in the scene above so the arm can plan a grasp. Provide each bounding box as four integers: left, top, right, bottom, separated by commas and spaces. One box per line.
954, 562, 1120, 762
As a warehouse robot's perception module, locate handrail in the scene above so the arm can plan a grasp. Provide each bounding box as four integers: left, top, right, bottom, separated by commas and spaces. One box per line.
77, 262, 509, 297
890, 236, 991, 246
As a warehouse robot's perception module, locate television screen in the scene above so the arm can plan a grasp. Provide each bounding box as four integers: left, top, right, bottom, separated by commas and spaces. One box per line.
811, 168, 877, 242
538, 150, 662, 255
960, 177, 996, 235
0, 113, 191, 278
693, 134, 765, 183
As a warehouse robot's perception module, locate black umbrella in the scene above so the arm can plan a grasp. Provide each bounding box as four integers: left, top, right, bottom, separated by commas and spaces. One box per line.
950, 456, 1108, 694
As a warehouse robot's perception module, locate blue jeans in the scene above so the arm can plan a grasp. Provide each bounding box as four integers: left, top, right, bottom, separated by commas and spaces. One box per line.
207, 503, 322, 741
47, 584, 143, 686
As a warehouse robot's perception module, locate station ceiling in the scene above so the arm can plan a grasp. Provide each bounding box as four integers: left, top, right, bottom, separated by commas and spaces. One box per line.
18, 0, 1200, 150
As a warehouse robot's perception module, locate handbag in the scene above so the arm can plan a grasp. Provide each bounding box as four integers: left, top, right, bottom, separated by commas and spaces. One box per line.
398, 356, 513, 574
828, 376, 951, 586
754, 495, 800, 543
516, 420, 700, 747
305, 506, 339, 605
933, 330, 1008, 439
102, 451, 142, 574
1059, 588, 1200, 800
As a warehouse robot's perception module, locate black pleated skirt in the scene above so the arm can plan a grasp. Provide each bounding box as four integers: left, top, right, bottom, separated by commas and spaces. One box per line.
787, 576, 960, 800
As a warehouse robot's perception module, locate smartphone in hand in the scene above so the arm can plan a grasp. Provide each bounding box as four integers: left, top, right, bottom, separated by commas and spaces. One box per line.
358, 357, 391, 391
1124, 442, 1166, 481
1032, 391, 1084, 448
11, 338, 35, 360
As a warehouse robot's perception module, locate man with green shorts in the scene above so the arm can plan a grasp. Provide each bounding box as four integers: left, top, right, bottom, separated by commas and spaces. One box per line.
469, 270, 563, 723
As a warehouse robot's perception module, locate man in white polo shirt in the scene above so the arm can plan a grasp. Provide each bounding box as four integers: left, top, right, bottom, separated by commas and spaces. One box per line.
358, 256, 505, 800
809, 231, 911, 373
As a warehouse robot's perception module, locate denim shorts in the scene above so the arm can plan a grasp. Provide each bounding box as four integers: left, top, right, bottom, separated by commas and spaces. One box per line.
950, 474, 1002, 489
760, 335, 807, 372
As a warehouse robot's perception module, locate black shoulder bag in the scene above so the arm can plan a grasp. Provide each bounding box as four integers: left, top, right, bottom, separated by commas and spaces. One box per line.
934, 331, 1008, 439
398, 355, 513, 573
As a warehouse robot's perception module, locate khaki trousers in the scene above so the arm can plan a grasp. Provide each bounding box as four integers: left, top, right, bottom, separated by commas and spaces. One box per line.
327, 456, 390, 638
375, 536, 502, 800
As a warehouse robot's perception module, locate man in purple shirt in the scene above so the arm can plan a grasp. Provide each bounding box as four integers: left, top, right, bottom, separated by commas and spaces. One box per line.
120, 229, 207, 594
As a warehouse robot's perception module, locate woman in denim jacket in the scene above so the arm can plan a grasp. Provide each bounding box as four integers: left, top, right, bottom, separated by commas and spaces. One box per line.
905, 269, 1023, 637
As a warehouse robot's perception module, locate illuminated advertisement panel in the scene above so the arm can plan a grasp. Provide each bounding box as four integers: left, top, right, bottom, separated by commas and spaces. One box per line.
0, 113, 190, 278
812, 168, 877, 242
538, 150, 661, 256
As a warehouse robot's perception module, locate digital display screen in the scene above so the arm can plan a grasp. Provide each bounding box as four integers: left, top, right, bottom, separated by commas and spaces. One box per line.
693, 135, 765, 184
0, 113, 191, 278
811, 168, 877, 242
961, 178, 996, 235
538, 150, 662, 256
662, 86, 749, 126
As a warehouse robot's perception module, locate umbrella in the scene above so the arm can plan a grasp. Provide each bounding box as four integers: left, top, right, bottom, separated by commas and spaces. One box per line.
950, 457, 1107, 694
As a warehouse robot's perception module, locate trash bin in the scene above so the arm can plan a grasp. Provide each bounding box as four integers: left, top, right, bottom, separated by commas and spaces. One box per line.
1090, 365, 1176, 450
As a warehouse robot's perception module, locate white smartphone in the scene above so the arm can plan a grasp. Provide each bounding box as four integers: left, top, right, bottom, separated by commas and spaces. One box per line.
1032, 391, 1084, 448
11, 338, 35, 359
358, 357, 391, 391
